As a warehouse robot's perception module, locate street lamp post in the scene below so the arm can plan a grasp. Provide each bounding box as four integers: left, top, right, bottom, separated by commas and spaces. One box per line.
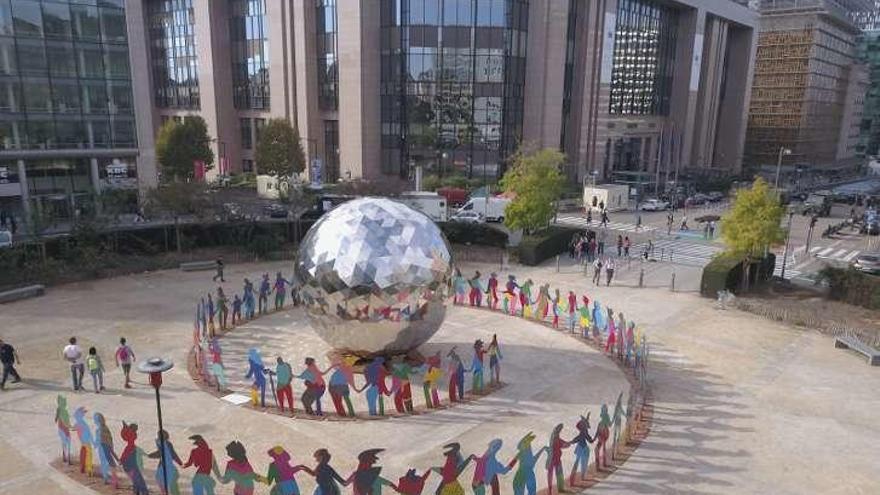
774, 147, 792, 190
780, 208, 795, 280
137, 357, 174, 495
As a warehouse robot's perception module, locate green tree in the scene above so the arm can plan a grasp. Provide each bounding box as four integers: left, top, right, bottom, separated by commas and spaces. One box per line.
720, 177, 785, 291
146, 182, 211, 253
500, 148, 566, 233
255, 118, 306, 177
155, 117, 214, 182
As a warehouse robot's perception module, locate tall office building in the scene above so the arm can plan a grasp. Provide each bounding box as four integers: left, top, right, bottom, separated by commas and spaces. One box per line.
0, 0, 143, 226
745, 0, 871, 173
0, 0, 760, 227
852, 3, 880, 156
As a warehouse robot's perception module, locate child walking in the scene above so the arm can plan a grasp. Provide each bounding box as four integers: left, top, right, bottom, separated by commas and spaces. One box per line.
86, 347, 106, 393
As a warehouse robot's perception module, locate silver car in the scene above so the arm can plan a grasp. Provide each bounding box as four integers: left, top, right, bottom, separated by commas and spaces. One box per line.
852, 253, 880, 275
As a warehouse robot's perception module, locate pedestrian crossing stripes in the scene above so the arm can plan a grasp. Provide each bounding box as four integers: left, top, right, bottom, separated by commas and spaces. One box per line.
808, 246, 860, 262
555, 215, 656, 233
631, 239, 723, 267
773, 256, 801, 280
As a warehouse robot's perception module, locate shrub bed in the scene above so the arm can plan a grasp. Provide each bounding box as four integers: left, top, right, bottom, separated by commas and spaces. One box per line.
517, 226, 580, 266
439, 222, 508, 248
699, 252, 776, 297
817, 267, 880, 310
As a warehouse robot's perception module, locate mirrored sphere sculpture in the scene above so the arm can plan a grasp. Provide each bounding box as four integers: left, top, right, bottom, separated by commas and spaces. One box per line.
295, 197, 453, 356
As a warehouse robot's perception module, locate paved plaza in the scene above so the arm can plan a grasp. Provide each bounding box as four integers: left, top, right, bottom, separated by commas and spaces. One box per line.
0, 260, 878, 494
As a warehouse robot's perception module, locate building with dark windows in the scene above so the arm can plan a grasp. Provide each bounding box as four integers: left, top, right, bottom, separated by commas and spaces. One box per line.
0, 0, 143, 228
120, 0, 758, 190
853, 3, 880, 156
1, 0, 762, 228
745, 0, 871, 174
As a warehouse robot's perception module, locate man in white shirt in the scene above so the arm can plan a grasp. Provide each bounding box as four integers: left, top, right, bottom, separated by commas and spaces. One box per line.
605, 257, 616, 286
62, 337, 84, 391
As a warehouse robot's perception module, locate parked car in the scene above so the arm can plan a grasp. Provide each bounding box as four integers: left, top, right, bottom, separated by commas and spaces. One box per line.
707, 191, 725, 202
639, 199, 669, 211
450, 211, 485, 224
852, 253, 880, 274
684, 194, 708, 207
263, 204, 289, 218
0, 229, 11, 248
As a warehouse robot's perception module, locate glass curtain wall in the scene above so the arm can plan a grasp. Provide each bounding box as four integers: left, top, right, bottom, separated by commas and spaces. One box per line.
230, 0, 269, 110
0, 0, 135, 151
316, 0, 338, 110
609, 0, 678, 116
380, 0, 528, 179
148, 0, 199, 108
560, 0, 579, 150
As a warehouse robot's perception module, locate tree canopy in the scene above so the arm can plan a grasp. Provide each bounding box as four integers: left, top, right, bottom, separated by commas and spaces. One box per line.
255, 118, 306, 177
500, 147, 567, 233
155, 117, 214, 182
720, 177, 786, 259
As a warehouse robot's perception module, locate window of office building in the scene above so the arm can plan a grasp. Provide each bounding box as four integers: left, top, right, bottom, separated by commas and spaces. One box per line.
560, 0, 579, 149
230, 0, 269, 110
380, 0, 529, 179
324, 120, 339, 181
148, 0, 200, 109
0, 0, 136, 151
316, 0, 338, 110
242, 159, 254, 172
240, 118, 253, 150
609, 0, 678, 116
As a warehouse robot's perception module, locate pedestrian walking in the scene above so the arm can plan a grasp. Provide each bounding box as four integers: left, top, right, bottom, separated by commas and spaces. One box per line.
616, 235, 623, 257
231, 294, 242, 325
623, 236, 631, 257
605, 258, 615, 286
708, 221, 716, 239
680, 216, 689, 231
115, 337, 136, 389
636, 215, 642, 230
86, 347, 106, 393
586, 209, 592, 224
0, 337, 22, 390
667, 212, 673, 235
63, 337, 85, 391
592, 258, 604, 286
212, 257, 225, 283
601, 210, 609, 227
598, 230, 606, 255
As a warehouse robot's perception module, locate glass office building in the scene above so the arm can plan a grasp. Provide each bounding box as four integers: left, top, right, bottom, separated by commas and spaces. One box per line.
0, 0, 137, 223
379, 0, 529, 179
148, 0, 199, 109
230, 0, 269, 110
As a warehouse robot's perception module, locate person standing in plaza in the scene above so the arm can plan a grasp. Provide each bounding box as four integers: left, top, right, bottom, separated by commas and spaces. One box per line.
616, 235, 623, 257
0, 337, 22, 390
667, 212, 674, 235
86, 346, 106, 393
623, 236, 631, 257
592, 257, 604, 286
115, 337, 136, 389
258, 273, 271, 314
605, 257, 616, 286
63, 337, 85, 391
212, 257, 225, 283
597, 230, 606, 255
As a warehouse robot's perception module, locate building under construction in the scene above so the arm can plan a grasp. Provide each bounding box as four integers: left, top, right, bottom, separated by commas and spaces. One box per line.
745, 0, 870, 172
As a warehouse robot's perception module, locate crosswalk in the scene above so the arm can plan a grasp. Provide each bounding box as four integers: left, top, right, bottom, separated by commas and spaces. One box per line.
808, 246, 860, 262
632, 239, 722, 267
555, 214, 656, 233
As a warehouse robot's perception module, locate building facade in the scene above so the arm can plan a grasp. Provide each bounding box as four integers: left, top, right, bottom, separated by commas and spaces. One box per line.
0, 0, 143, 227
853, 4, 880, 156
745, 0, 871, 173
0, 0, 760, 227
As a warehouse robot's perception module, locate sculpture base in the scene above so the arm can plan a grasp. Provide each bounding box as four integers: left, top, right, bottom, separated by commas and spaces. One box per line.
327, 348, 427, 371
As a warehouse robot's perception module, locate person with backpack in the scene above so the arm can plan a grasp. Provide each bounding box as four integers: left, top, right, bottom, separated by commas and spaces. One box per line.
115, 338, 136, 389
86, 347, 106, 393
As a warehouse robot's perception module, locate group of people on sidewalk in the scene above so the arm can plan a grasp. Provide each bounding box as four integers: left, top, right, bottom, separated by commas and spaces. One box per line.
61, 336, 137, 393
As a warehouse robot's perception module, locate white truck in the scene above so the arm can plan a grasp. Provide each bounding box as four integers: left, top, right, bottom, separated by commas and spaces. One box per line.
397, 192, 448, 222
583, 184, 630, 212
457, 196, 511, 223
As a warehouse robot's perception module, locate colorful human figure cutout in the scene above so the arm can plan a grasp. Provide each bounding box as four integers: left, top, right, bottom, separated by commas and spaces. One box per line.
472, 439, 510, 495
470, 339, 486, 394
568, 413, 595, 486
119, 422, 149, 495
486, 272, 499, 310
347, 449, 397, 495
508, 432, 547, 495
148, 430, 183, 495
421, 352, 443, 408
389, 362, 415, 413
487, 334, 503, 386
219, 440, 260, 494
446, 348, 466, 402
364, 358, 389, 416
431, 442, 473, 495
545, 423, 571, 495
55, 395, 72, 464
73, 406, 95, 476
245, 348, 267, 407
265, 445, 311, 495
93, 412, 119, 487
327, 355, 358, 417
311, 448, 348, 495
183, 434, 219, 495
594, 404, 611, 471
397, 468, 431, 495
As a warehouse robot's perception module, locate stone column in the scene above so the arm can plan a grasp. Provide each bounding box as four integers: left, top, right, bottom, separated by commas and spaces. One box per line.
125, 0, 158, 193
669, 7, 706, 172
523, 0, 569, 148
17, 159, 30, 219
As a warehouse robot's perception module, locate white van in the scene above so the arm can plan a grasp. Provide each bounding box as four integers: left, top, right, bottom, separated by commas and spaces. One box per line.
397, 192, 448, 222
458, 196, 510, 223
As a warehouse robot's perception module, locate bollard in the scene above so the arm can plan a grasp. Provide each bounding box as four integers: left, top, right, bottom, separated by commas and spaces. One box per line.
671, 270, 676, 292
670, 249, 674, 263
556, 255, 560, 273
639, 268, 644, 288
661, 248, 665, 261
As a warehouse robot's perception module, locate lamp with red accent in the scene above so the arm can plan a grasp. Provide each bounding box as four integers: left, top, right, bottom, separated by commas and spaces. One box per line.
137, 357, 174, 494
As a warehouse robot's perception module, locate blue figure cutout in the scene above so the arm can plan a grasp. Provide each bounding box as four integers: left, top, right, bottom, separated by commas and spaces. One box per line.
364, 357, 388, 416
73, 406, 95, 476
148, 430, 183, 495
472, 439, 511, 495
245, 348, 267, 407
508, 432, 548, 495
568, 413, 594, 486
470, 339, 486, 394
242, 278, 256, 320
120, 422, 149, 495
93, 412, 119, 487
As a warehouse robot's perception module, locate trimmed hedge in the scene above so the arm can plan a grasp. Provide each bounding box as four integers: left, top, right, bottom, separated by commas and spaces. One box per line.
817, 267, 880, 310
439, 222, 508, 248
517, 226, 580, 266
700, 252, 776, 297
